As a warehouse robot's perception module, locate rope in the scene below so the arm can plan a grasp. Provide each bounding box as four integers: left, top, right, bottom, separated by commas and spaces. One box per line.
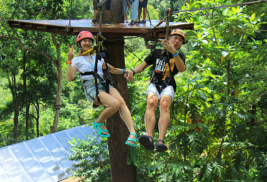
146, 4, 154, 28
69, 0, 73, 27
173, 0, 266, 13
97, 0, 106, 51
124, 44, 143, 64
161, 8, 172, 55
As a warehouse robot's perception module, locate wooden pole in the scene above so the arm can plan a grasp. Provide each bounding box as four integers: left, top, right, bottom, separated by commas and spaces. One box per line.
104, 37, 136, 182
104, 1, 136, 180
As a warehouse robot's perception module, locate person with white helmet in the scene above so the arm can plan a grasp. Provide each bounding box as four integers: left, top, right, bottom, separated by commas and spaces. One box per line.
125, 29, 186, 152
66, 31, 137, 147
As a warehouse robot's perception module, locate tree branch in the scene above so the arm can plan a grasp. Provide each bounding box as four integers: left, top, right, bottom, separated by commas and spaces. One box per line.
216, 138, 224, 159
238, 34, 244, 46
211, 10, 218, 46
204, 53, 224, 69
22, 47, 57, 65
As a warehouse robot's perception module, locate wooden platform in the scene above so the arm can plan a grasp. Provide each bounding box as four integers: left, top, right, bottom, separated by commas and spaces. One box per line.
8, 19, 194, 39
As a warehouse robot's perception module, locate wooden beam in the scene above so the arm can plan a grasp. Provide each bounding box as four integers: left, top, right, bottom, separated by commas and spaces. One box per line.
7, 19, 194, 39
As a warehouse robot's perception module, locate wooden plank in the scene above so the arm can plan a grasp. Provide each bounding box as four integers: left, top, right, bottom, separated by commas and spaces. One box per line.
7, 19, 194, 38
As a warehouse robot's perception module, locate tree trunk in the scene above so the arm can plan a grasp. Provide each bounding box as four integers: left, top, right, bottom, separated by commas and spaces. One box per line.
50, 63, 62, 133
250, 104, 257, 126
23, 51, 29, 140
50, 34, 63, 133
9, 74, 20, 142
103, 1, 136, 181
36, 100, 40, 137
13, 108, 19, 142
104, 37, 136, 182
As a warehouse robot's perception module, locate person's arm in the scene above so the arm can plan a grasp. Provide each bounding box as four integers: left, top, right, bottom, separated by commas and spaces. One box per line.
66, 45, 78, 82
161, 39, 186, 72
172, 53, 186, 72
125, 61, 149, 82
67, 65, 78, 82
103, 62, 127, 75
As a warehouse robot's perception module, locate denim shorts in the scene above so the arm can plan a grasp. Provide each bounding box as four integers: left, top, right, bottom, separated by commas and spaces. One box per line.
83, 79, 113, 107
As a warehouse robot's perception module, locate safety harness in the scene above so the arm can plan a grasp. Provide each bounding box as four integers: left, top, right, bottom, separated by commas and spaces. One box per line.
150, 8, 173, 94
150, 50, 173, 94
81, 47, 113, 104
80, 0, 113, 105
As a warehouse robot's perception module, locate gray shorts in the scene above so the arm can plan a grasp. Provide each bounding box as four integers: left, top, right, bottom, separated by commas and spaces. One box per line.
146, 83, 175, 101
83, 79, 113, 107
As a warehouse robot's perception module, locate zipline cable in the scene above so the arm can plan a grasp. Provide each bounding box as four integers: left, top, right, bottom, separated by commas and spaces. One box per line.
173, 0, 267, 13
69, 0, 73, 27
124, 44, 143, 64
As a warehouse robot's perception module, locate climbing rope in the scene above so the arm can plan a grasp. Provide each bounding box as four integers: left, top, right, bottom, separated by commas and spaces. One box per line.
96, 0, 107, 51
161, 8, 172, 55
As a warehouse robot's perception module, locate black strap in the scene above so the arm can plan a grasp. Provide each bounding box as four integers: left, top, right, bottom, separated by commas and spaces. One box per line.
150, 51, 172, 94
81, 46, 113, 104
94, 55, 102, 104
99, 47, 113, 93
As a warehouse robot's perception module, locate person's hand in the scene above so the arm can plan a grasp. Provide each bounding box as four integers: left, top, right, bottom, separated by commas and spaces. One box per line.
161, 39, 176, 55
68, 44, 74, 61
124, 70, 134, 82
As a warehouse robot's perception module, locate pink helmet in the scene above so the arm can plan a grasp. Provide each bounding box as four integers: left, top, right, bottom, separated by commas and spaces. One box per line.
76, 31, 94, 47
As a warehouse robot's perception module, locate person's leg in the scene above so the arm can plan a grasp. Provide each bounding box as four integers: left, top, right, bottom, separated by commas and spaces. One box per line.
109, 88, 135, 132
157, 95, 172, 141
105, 0, 112, 24
129, 0, 139, 25
143, 7, 147, 21
94, 91, 120, 134
106, 10, 110, 21
108, 88, 136, 144
93, 10, 98, 20
137, 7, 142, 22
93, 0, 99, 21
123, 0, 128, 22
145, 92, 158, 137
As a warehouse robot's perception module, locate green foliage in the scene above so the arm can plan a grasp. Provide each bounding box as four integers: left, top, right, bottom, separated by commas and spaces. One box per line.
1, 0, 267, 181
68, 136, 111, 182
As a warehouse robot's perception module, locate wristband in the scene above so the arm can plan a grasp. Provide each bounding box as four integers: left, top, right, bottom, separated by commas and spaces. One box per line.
131, 69, 136, 76
66, 61, 72, 64
122, 69, 126, 74
172, 51, 179, 57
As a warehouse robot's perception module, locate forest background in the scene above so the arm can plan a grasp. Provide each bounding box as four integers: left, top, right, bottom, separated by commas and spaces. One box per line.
0, 0, 267, 181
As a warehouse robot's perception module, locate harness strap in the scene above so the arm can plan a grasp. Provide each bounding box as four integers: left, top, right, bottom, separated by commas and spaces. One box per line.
81, 47, 112, 104
94, 57, 102, 104
151, 51, 172, 94
81, 48, 96, 56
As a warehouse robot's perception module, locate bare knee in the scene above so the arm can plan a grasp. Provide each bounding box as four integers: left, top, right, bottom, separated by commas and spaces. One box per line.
160, 100, 170, 112
110, 100, 120, 112
147, 97, 158, 110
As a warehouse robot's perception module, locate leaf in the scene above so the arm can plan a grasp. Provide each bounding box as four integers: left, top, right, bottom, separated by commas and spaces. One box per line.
222, 9, 230, 16
130, 147, 138, 167
127, 147, 132, 165
221, 56, 224, 62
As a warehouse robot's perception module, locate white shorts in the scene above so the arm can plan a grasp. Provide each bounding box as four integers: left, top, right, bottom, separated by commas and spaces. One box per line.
146, 83, 175, 101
